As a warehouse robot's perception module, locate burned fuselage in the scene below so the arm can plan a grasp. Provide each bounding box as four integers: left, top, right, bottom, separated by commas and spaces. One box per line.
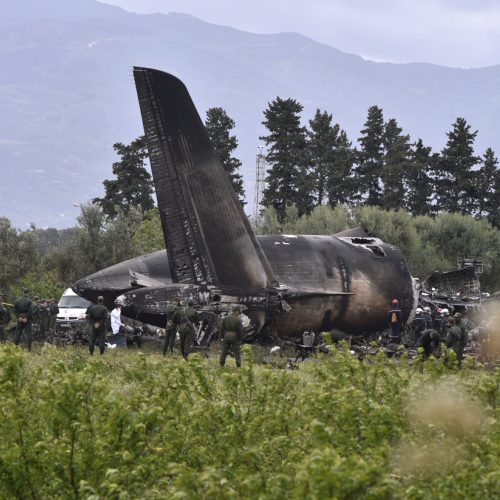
72, 67, 416, 338
74, 233, 415, 337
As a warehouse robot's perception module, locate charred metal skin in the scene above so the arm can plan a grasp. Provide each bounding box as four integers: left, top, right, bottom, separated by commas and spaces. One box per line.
72, 68, 416, 338
72, 250, 170, 309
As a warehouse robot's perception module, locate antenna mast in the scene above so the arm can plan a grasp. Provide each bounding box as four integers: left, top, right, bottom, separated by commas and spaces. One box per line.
253, 146, 266, 219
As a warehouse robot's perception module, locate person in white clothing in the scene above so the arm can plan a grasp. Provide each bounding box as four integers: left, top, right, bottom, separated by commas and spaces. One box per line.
111, 303, 124, 336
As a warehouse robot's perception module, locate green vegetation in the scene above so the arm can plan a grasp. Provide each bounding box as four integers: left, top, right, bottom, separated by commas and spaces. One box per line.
254, 204, 500, 290
0, 344, 498, 498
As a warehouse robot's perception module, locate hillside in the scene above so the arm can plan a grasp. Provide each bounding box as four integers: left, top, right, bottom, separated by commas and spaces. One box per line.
1, 0, 499, 227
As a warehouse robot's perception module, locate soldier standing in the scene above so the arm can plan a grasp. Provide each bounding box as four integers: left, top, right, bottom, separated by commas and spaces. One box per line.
163, 299, 180, 355
86, 296, 108, 355
446, 316, 466, 364
219, 306, 244, 368
39, 300, 49, 337
49, 298, 59, 333
14, 289, 34, 351
31, 295, 40, 337
0, 292, 8, 343
453, 312, 468, 351
178, 299, 198, 359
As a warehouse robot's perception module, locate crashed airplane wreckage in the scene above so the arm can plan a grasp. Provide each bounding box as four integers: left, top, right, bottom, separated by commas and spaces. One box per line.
73, 67, 416, 342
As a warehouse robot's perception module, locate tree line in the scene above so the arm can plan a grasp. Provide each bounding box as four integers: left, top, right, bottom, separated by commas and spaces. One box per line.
261, 100, 499, 225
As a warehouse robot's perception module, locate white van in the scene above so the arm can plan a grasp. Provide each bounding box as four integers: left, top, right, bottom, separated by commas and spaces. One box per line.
57, 288, 92, 333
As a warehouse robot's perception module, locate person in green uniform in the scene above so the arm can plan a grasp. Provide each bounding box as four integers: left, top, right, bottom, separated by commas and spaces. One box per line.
14, 289, 34, 351
39, 299, 49, 337
0, 292, 9, 343
86, 296, 108, 355
453, 312, 469, 354
163, 299, 180, 355
49, 298, 59, 333
417, 328, 440, 358
219, 306, 244, 368
31, 295, 40, 338
446, 317, 465, 364
178, 299, 198, 359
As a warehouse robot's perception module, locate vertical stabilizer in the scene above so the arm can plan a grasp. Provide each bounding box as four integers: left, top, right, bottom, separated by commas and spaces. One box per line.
133, 67, 278, 289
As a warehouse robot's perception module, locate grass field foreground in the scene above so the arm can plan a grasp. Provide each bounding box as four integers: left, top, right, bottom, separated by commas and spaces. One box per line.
0, 345, 499, 499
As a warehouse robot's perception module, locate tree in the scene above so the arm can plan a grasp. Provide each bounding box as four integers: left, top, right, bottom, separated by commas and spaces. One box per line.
307, 110, 339, 206
327, 130, 356, 206
205, 107, 245, 203
405, 139, 434, 216
260, 97, 312, 220
93, 136, 154, 219
381, 118, 411, 210
356, 106, 385, 206
477, 148, 499, 221
307, 110, 354, 207
434, 118, 480, 214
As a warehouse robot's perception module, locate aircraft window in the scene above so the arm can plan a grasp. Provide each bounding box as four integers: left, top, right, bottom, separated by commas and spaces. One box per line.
212, 294, 221, 302
367, 245, 386, 257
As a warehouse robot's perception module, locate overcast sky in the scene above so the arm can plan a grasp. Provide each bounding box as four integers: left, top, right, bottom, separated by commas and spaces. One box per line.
101, 0, 500, 68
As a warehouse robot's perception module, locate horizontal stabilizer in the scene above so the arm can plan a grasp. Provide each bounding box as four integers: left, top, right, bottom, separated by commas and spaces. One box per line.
133, 67, 278, 289
129, 271, 166, 289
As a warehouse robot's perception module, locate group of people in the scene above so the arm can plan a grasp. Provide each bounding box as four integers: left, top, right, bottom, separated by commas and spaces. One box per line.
163, 298, 244, 367
0, 289, 60, 351
388, 298, 469, 361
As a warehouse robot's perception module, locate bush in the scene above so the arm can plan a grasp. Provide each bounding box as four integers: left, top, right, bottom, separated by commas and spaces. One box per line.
0, 345, 499, 498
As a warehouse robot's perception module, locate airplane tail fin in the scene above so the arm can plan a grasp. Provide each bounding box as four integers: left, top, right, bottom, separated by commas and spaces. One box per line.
133, 67, 278, 289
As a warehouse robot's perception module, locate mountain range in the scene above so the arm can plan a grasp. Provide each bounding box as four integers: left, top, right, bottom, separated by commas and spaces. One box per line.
1, 0, 499, 228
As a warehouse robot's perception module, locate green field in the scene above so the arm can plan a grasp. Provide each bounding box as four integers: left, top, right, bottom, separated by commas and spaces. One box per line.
0, 345, 499, 499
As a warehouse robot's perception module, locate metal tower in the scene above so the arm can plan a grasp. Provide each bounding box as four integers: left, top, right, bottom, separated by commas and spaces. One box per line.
253, 146, 266, 219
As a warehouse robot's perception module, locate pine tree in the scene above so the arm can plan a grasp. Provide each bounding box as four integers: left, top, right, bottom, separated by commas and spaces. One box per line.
93, 136, 154, 219
327, 130, 356, 206
381, 118, 411, 210
478, 148, 500, 222
307, 110, 339, 206
434, 118, 480, 214
205, 107, 245, 203
356, 106, 385, 206
260, 97, 311, 220
307, 110, 355, 207
405, 139, 434, 216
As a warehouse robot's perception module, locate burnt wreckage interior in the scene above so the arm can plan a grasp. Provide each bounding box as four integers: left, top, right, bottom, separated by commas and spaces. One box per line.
72, 68, 416, 344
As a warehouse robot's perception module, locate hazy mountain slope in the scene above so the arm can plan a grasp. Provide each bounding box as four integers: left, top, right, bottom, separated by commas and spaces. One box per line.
1, 0, 499, 228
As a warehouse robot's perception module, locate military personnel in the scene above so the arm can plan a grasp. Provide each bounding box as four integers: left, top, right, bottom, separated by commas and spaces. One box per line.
453, 312, 469, 350
417, 328, 440, 358
219, 306, 244, 368
0, 292, 8, 343
14, 289, 34, 351
49, 298, 59, 333
446, 316, 466, 363
31, 295, 40, 337
178, 299, 198, 359
86, 296, 108, 355
39, 299, 49, 337
163, 299, 180, 355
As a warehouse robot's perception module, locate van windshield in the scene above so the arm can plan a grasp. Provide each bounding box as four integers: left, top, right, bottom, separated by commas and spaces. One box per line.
58, 296, 92, 309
